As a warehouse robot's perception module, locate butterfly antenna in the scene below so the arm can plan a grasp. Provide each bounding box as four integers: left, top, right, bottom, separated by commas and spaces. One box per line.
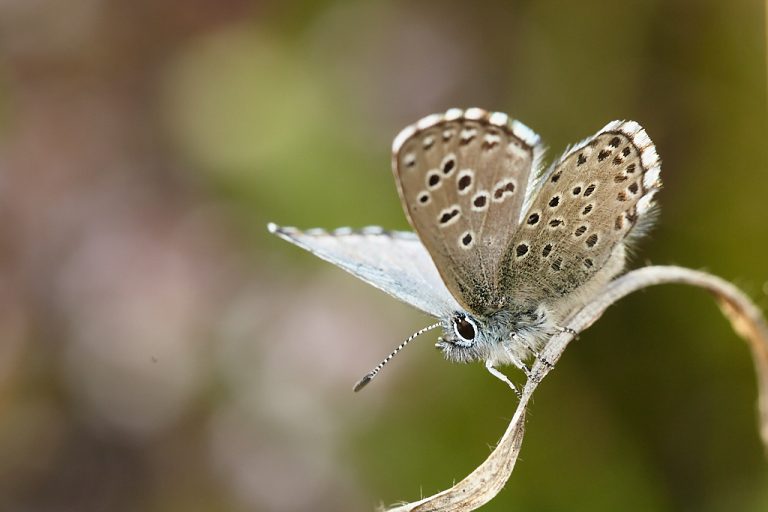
353, 322, 442, 392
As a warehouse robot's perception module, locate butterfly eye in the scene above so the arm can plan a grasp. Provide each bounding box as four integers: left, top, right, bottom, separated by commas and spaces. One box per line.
453, 315, 477, 341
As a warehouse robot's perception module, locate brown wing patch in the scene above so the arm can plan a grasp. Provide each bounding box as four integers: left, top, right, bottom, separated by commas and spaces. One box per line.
393, 109, 542, 314
500, 121, 661, 306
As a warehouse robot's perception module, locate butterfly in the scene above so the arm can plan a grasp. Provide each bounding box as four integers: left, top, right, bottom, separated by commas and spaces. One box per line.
269, 108, 661, 392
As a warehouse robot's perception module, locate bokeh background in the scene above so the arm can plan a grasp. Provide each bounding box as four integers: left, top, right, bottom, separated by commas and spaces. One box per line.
0, 0, 767, 511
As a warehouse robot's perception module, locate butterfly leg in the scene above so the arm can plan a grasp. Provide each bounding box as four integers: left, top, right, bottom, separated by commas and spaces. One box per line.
526, 325, 578, 370
536, 353, 555, 370
524, 341, 555, 370
500, 338, 534, 378
485, 360, 521, 398
556, 325, 578, 336
514, 334, 553, 371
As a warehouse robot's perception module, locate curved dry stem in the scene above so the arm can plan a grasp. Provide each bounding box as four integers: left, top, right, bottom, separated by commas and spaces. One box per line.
383, 265, 768, 512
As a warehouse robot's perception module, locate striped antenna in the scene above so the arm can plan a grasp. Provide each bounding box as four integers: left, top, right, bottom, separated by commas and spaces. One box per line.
353, 322, 442, 392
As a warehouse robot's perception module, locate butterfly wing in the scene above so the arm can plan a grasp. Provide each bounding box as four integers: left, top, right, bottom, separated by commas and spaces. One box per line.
392, 108, 544, 315
500, 121, 662, 312
268, 223, 462, 317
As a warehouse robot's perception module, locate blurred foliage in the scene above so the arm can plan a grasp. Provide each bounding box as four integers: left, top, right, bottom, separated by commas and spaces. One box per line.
0, 0, 766, 511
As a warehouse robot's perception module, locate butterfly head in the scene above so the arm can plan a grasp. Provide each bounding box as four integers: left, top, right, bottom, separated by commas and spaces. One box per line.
436, 311, 495, 364
436, 305, 555, 365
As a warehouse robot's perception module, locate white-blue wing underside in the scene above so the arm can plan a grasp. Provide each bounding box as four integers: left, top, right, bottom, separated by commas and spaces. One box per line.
268, 223, 461, 318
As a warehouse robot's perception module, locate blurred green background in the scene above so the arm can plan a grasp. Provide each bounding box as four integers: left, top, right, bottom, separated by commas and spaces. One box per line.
0, 0, 766, 511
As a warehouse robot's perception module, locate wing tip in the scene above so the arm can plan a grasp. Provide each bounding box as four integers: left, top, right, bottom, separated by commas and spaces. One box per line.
613, 120, 662, 192
268, 223, 301, 238
597, 120, 663, 217
586, 120, 662, 192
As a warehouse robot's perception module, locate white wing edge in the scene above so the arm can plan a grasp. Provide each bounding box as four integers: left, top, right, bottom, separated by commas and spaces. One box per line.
522, 119, 662, 220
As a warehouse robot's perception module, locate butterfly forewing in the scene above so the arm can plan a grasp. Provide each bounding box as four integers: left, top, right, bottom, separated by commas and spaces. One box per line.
500, 121, 661, 306
392, 109, 542, 315
268, 224, 461, 317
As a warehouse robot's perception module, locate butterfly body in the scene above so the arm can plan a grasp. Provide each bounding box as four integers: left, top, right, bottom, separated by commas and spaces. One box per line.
269, 108, 661, 389
435, 304, 552, 366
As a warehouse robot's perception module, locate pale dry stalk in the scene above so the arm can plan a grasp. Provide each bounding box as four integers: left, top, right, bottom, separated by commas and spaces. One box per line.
385, 265, 768, 512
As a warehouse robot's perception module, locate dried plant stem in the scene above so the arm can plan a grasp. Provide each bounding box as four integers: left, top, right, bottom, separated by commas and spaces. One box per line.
385, 265, 768, 512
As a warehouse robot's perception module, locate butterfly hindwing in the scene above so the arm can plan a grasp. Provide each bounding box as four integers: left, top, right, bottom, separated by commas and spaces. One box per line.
500, 121, 662, 309
392, 108, 543, 315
